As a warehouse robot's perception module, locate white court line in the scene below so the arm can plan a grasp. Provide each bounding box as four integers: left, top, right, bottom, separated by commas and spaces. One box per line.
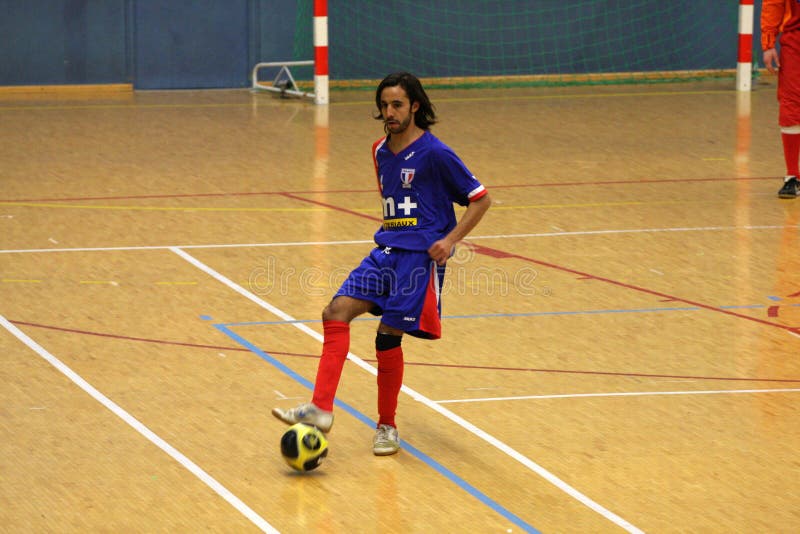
170, 247, 644, 534
435, 388, 800, 404
0, 315, 279, 534
0, 239, 372, 254
0, 224, 795, 254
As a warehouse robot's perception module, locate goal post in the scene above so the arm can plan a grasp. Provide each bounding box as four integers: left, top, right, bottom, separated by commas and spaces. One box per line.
251, 0, 328, 104
312, 0, 329, 104
737, 0, 754, 92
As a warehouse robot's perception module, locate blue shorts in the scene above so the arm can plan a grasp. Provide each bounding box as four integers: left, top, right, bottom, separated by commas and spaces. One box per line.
335, 246, 445, 339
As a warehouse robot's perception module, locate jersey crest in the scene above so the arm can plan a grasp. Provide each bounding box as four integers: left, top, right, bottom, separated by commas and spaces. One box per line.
400, 168, 415, 189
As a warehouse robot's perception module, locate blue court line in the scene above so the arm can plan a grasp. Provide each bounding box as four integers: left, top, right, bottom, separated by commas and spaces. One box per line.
215, 302, 800, 328
213, 322, 541, 534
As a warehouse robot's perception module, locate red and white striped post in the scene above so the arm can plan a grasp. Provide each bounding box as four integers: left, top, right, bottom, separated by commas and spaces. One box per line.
313, 0, 329, 104
735, 1, 753, 215
737, 0, 754, 91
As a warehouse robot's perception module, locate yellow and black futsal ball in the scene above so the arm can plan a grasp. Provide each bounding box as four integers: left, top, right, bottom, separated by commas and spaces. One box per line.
280, 423, 329, 472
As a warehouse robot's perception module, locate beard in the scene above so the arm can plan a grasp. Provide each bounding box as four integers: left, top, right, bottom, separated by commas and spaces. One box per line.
384, 114, 412, 135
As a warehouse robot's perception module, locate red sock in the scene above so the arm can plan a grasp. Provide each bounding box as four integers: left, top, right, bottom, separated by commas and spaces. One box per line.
311, 321, 350, 411
782, 132, 800, 177
376, 346, 404, 428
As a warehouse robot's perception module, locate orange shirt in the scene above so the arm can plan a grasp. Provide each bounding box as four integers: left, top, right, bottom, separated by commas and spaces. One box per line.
762, 0, 800, 50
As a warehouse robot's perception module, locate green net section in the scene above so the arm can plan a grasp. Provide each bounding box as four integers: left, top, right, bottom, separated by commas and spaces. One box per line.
294, 1, 742, 89
293, 0, 314, 63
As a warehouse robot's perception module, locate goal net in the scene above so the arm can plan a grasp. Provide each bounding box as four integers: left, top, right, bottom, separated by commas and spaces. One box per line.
291, 0, 745, 89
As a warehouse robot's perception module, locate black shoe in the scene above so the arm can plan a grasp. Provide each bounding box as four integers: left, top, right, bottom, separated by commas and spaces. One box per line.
778, 177, 799, 199
778, 176, 800, 198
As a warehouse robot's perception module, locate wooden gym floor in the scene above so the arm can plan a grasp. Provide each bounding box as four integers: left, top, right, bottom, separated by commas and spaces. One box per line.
1, 76, 799, 533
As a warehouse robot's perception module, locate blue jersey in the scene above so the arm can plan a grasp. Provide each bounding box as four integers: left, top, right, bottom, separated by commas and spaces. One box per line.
371, 131, 487, 251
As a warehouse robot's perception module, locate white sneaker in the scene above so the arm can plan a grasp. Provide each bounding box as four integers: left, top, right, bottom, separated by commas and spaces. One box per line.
271, 403, 333, 433
373, 424, 400, 456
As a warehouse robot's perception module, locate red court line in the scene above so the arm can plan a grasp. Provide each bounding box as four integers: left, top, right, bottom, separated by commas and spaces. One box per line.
9, 320, 799, 383
392, 360, 800, 384
9, 320, 252, 352
1, 176, 777, 203
9, 319, 315, 359
277, 193, 799, 336
468, 243, 800, 334
489, 176, 777, 189
279, 192, 381, 222
1, 189, 372, 203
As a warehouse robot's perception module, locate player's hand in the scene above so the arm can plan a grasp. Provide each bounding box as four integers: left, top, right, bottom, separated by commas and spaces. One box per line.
764, 48, 780, 74
428, 238, 454, 266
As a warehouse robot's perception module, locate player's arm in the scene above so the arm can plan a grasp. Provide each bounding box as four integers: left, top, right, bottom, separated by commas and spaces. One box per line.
761, 0, 784, 73
428, 193, 491, 265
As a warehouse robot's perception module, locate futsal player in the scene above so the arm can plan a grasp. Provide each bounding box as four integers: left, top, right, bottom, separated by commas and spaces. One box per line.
273, 72, 491, 455
762, 0, 800, 198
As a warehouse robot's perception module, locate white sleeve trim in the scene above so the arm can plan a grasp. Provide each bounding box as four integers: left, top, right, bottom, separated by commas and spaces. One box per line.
467, 184, 486, 199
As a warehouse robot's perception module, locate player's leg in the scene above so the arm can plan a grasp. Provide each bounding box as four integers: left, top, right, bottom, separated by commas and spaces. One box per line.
779, 125, 800, 197
310, 296, 374, 410
777, 32, 800, 198
271, 296, 373, 432
371, 251, 445, 455
373, 322, 404, 455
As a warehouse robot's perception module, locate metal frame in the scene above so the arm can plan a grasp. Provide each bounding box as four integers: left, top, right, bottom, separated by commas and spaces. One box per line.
251, 61, 315, 99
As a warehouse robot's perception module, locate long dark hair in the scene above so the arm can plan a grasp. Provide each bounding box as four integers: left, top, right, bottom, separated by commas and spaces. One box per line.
374, 72, 437, 130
